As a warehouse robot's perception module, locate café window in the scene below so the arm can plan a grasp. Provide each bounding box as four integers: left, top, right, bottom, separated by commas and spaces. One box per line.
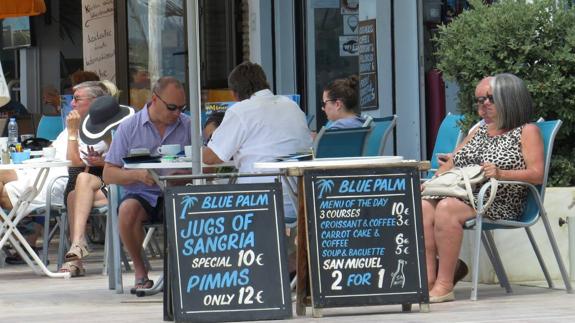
121, 0, 242, 110
125, 0, 186, 110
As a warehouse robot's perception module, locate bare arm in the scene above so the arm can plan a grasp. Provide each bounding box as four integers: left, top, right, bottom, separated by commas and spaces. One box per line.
435, 127, 481, 175
66, 110, 85, 167
202, 147, 224, 165
103, 162, 156, 186
483, 124, 544, 184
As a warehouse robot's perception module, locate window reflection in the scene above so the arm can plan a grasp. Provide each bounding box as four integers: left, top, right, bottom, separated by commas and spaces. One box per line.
127, 0, 185, 110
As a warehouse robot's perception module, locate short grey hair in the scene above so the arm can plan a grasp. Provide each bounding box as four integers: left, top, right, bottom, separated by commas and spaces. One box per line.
152, 76, 183, 96
73, 81, 110, 99
490, 73, 533, 130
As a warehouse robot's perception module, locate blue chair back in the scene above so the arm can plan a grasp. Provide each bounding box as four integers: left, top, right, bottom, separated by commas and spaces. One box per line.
430, 113, 464, 171
519, 120, 561, 224
363, 115, 397, 156
37, 115, 64, 140
313, 126, 371, 158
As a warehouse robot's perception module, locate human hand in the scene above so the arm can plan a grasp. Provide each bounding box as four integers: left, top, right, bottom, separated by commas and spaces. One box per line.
137, 170, 156, 186
67, 110, 81, 134
436, 153, 453, 167
482, 162, 500, 179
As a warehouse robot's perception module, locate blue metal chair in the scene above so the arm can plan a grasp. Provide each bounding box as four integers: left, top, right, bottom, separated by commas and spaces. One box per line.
363, 115, 397, 156
36, 115, 63, 141
465, 120, 573, 300
428, 113, 465, 176
313, 126, 371, 158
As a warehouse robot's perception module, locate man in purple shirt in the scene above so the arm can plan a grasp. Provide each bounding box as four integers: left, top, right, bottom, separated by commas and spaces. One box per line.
103, 76, 191, 290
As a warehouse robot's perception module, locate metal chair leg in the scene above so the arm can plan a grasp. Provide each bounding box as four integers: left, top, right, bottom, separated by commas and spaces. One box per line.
483, 231, 512, 293
525, 227, 553, 289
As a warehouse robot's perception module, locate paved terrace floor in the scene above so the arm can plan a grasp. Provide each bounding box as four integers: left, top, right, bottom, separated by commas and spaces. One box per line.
1, 243, 574, 323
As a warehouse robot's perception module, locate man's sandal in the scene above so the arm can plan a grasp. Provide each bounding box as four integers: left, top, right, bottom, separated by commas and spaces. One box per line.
130, 277, 154, 294
59, 261, 86, 277
65, 242, 90, 261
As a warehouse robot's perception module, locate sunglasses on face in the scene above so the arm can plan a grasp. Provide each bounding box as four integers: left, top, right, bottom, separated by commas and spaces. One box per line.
154, 92, 187, 112
475, 95, 494, 105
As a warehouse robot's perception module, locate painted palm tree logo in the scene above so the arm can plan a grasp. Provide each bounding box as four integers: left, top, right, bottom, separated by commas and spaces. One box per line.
317, 179, 334, 198
180, 196, 198, 219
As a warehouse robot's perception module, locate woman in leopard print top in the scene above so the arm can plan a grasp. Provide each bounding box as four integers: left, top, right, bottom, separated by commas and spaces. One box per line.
423, 74, 544, 303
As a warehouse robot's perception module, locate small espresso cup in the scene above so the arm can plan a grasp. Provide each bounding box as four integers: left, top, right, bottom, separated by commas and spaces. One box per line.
43, 147, 57, 160
184, 145, 192, 158
157, 144, 181, 156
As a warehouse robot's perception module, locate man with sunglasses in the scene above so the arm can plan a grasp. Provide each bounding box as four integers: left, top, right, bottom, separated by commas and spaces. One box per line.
103, 76, 191, 291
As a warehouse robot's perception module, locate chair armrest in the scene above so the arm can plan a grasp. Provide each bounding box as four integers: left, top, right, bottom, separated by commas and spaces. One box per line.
469, 180, 544, 228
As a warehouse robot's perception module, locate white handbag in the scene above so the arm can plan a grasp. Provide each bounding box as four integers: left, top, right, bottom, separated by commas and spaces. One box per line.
422, 165, 498, 212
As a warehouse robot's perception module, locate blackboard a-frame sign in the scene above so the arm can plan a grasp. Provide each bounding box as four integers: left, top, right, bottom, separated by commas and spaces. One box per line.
303, 166, 429, 310
165, 182, 292, 322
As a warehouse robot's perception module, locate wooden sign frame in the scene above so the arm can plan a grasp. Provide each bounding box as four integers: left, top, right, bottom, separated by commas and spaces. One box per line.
303, 166, 429, 313
165, 182, 292, 322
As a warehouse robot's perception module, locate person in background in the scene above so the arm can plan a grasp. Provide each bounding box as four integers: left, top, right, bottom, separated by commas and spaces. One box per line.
0, 81, 112, 265
422, 73, 544, 303
61, 96, 134, 277
103, 76, 191, 291
129, 67, 152, 110
41, 85, 62, 116
202, 111, 225, 145
321, 75, 365, 129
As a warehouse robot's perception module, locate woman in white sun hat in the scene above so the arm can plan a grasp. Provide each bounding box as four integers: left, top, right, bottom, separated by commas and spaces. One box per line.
60, 95, 134, 277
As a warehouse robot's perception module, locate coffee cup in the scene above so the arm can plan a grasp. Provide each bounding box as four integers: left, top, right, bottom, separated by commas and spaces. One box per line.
184, 145, 192, 158
157, 144, 181, 156
43, 147, 57, 160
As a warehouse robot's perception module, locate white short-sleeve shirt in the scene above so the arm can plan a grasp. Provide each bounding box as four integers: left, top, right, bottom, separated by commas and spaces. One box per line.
208, 89, 312, 173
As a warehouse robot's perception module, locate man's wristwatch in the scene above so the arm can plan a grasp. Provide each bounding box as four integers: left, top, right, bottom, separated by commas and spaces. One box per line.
68, 135, 78, 141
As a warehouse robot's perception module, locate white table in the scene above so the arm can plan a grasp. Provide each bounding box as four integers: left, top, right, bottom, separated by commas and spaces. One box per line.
0, 160, 71, 278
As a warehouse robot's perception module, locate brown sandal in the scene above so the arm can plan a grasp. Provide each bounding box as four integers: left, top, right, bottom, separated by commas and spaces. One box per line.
59, 261, 86, 277
65, 242, 90, 261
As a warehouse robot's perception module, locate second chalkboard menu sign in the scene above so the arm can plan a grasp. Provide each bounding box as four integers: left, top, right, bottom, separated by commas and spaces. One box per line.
165, 182, 292, 322
303, 166, 428, 309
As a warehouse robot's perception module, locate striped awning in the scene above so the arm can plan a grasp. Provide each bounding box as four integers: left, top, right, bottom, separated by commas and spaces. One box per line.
0, 0, 46, 19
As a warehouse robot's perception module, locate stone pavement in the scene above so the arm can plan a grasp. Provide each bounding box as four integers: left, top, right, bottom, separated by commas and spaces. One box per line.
1, 244, 574, 322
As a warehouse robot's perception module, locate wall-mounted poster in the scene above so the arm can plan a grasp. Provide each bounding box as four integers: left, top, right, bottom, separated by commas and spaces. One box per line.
82, 0, 116, 82
358, 19, 378, 110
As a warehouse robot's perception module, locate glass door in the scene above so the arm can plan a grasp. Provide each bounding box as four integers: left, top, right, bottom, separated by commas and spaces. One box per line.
305, 0, 359, 130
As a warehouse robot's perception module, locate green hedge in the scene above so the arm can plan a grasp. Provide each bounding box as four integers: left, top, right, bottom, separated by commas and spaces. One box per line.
434, 0, 575, 186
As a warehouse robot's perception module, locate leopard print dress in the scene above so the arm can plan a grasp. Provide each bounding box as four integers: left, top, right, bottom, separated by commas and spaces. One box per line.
424, 124, 527, 220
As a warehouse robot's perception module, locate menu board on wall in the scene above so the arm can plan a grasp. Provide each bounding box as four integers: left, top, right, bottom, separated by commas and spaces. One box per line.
82, 0, 116, 82
165, 183, 292, 322
358, 19, 378, 111
303, 167, 428, 308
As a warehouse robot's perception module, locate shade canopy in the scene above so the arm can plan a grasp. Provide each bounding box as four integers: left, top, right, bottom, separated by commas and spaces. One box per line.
0, 0, 46, 19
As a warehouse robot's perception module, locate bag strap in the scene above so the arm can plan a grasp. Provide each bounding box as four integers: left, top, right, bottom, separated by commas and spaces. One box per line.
460, 169, 498, 213
479, 178, 498, 214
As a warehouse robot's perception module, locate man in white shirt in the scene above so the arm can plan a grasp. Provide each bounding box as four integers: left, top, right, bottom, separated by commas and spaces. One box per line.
203, 61, 312, 220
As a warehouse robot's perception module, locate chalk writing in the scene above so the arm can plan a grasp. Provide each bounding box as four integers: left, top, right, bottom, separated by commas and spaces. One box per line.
165, 183, 291, 322
304, 167, 428, 308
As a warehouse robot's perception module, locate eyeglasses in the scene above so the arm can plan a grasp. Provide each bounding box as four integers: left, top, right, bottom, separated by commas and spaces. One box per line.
475, 95, 494, 105
154, 92, 187, 112
321, 99, 337, 108
73, 95, 93, 102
